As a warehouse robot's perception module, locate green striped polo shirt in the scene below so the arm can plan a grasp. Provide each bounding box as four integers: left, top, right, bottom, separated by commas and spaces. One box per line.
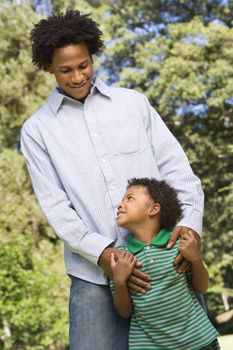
112, 229, 220, 350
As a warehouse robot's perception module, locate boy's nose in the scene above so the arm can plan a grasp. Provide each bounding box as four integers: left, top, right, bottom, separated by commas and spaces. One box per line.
117, 203, 123, 210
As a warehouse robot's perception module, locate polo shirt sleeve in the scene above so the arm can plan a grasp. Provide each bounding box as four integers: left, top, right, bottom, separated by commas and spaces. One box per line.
20, 121, 114, 266
139, 94, 204, 235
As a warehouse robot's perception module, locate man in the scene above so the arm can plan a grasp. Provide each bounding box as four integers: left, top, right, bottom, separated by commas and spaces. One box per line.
20, 9, 204, 350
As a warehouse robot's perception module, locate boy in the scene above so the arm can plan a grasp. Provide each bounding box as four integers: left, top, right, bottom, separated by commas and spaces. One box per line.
110, 178, 220, 350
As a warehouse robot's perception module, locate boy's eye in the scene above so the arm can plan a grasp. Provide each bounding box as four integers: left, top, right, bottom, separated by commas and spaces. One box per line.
128, 196, 134, 200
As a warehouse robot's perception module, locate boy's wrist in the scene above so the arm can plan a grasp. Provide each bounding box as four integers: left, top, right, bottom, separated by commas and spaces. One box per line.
190, 254, 203, 265
113, 278, 128, 287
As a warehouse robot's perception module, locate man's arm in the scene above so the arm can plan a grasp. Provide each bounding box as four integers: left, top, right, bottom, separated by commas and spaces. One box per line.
20, 123, 113, 265
140, 95, 204, 235
139, 95, 204, 269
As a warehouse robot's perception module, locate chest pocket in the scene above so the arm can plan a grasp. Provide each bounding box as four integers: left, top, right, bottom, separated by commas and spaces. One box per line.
101, 118, 149, 157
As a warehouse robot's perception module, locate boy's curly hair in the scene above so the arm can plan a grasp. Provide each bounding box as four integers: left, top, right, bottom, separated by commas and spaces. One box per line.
30, 9, 104, 70
127, 178, 182, 231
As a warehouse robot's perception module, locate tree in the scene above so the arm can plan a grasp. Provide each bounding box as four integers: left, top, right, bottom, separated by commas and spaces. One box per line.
0, 4, 69, 349
69, 1, 233, 316
0, 3, 54, 150
0, 149, 69, 349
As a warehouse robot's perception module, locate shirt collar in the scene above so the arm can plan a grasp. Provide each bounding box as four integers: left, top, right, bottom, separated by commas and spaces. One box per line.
47, 76, 111, 115
93, 76, 112, 98
127, 229, 171, 254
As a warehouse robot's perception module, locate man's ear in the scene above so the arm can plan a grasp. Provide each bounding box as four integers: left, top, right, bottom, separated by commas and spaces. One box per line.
149, 203, 160, 217
46, 64, 54, 74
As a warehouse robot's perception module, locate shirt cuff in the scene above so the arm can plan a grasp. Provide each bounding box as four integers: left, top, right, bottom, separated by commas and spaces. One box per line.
177, 209, 203, 236
70, 233, 115, 266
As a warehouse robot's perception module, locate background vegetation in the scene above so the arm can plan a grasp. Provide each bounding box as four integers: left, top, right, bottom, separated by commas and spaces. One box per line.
1, 1, 232, 348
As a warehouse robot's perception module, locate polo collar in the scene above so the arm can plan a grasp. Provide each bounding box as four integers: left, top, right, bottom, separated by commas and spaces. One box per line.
127, 229, 171, 254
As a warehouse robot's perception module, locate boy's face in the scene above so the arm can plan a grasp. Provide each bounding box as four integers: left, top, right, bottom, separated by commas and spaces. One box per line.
117, 185, 155, 230
48, 43, 93, 102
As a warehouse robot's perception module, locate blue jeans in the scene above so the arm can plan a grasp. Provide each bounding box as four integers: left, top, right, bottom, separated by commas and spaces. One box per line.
69, 276, 130, 350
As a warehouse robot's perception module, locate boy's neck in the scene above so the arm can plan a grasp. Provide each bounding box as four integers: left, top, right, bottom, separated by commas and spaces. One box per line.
132, 223, 160, 244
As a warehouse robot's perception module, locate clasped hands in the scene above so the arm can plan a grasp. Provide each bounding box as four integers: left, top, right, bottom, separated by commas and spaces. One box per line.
98, 226, 200, 293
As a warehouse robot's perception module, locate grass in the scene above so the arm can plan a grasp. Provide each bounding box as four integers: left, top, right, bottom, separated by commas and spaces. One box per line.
218, 334, 233, 350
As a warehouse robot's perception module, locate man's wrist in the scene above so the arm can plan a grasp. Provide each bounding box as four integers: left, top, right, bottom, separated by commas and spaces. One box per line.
98, 246, 114, 267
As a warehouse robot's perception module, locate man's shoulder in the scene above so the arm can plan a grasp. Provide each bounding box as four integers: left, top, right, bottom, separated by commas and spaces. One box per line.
96, 77, 144, 100
109, 85, 144, 99
21, 93, 55, 132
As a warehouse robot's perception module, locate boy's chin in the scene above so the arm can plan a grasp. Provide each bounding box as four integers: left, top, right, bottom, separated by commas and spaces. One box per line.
117, 219, 127, 228
118, 223, 131, 231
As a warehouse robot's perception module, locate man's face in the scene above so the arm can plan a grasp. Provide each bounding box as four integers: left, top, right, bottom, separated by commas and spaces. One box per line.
116, 186, 154, 230
48, 43, 93, 102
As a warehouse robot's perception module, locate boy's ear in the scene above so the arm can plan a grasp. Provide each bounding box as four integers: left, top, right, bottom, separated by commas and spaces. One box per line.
149, 203, 160, 216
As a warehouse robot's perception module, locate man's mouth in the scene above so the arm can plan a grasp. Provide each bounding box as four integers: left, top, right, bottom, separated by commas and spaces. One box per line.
68, 82, 86, 89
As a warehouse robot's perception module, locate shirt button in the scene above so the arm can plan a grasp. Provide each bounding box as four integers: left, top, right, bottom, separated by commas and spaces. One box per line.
149, 259, 154, 263
145, 245, 151, 250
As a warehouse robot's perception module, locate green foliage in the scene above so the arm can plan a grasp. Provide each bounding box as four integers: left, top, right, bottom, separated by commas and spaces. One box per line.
0, 3, 54, 150
1, 1, 233, 347
0, 149, 69, 349
80, 1, 233, 318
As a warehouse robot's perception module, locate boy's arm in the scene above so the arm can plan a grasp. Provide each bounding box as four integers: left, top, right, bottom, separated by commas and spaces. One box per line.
110, 252, 135, 318
178, 230, 209, 293
189, 257, 209, 294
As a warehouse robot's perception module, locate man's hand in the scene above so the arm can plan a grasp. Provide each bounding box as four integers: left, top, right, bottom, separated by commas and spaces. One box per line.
127, 268, 152, 294
166, 226, 201, 273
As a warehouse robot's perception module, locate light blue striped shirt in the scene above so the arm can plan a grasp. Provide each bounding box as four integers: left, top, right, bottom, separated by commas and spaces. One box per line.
20, 77, 204, 284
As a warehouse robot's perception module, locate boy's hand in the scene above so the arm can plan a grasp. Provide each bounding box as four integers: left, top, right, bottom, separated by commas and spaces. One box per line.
98, 247, 125, 277
166, 226, 201, 273
99, 248, 152, 292
178, 230, 202, 263
110, 252, 136, 285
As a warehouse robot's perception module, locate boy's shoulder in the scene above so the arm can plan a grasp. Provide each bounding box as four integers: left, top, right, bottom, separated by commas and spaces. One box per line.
117, 245, 130, 252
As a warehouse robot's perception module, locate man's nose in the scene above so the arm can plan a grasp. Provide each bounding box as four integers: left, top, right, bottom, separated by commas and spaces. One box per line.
71, 70, 83, 84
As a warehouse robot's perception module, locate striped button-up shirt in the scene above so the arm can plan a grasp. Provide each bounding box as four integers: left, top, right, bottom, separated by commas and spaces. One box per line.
20, 77, 204, 284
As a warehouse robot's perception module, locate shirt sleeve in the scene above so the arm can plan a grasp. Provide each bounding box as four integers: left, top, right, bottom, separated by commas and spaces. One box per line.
140, 95, 204, 235
20, 121, 114, 265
